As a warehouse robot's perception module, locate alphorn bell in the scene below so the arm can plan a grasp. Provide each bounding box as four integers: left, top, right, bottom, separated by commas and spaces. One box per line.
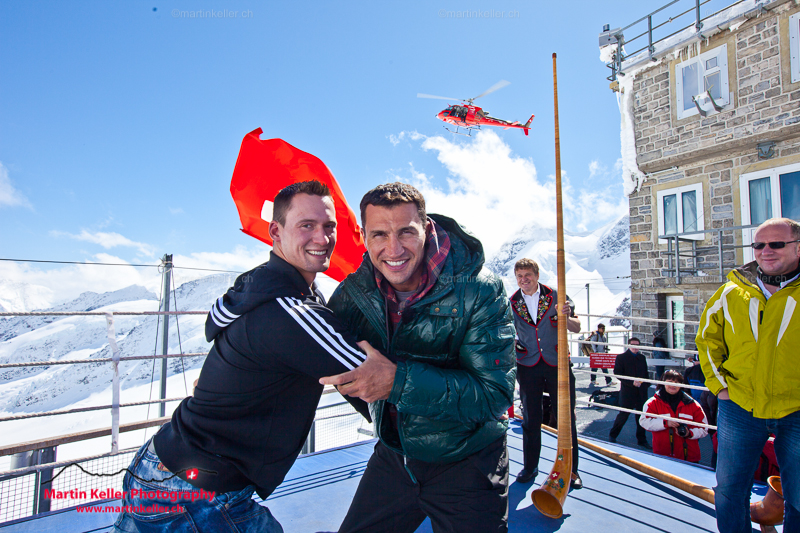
531, 52, 573, 519
750, 476, 784, 526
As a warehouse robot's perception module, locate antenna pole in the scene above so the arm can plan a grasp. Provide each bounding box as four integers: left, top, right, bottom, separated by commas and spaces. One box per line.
159, 254, 173, 418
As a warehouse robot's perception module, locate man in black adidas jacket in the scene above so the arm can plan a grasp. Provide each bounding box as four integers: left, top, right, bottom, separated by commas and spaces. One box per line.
113, 181, 374, 533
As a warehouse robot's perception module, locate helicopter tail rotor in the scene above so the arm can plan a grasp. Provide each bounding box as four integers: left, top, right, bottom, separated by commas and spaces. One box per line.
523, 114, 535, 135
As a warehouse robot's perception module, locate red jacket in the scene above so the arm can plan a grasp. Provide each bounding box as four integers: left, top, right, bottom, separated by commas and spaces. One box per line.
640, 390, 709, 463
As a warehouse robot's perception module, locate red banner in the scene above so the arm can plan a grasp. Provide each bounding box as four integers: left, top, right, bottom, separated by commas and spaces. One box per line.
230, 128, 366, 282
589, 353, 616, 369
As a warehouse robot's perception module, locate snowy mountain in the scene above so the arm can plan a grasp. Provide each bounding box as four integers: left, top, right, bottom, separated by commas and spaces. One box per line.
0, 276, 238, 414
0, 280, 53, 315
485, 214, 631, 329
0, 224, 630, 460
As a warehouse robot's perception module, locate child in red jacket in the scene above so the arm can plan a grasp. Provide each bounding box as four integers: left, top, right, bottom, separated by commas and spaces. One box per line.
640, 370, 708, 463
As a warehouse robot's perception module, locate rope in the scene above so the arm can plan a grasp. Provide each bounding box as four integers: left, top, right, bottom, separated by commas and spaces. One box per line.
0, 311, 206, 317
0, 398, 187, 423
573, 313, 700, 326
577, 398, 717, 431
574, 338, 698, 355
0, 353, 207, 369
0, 447, 140, 478
572, 368, 710, 391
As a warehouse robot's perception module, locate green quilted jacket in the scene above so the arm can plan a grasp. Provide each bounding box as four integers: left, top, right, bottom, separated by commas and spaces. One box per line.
328, 214, 516, 463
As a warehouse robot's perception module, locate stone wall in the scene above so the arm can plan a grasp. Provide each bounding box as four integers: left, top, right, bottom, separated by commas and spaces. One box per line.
631, 1, 800, 174
624, 1, 800, 352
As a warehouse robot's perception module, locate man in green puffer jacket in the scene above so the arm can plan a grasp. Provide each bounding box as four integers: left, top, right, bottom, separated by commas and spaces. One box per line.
696, 217, 800, 533
320, 182, 515, 532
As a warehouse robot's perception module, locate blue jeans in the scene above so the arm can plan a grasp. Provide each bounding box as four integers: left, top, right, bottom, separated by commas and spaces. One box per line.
715, 400, 800, 533
113, 439, 283, 533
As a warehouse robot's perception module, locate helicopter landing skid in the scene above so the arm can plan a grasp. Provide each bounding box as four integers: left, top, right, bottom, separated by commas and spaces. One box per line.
444, 125, 479, 137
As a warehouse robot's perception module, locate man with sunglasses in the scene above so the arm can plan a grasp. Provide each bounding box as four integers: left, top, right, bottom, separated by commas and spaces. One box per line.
697, 217, 800, 532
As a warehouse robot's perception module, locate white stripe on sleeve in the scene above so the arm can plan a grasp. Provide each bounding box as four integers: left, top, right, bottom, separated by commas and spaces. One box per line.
277, 298, 365, 370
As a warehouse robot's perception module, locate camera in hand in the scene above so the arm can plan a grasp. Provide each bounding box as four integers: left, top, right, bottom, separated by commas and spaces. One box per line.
676, 423, 689, 438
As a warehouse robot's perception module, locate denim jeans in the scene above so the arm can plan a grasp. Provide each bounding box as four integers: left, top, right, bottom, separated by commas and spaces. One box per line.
113, 439, 283, 533
715, 399, 800, 533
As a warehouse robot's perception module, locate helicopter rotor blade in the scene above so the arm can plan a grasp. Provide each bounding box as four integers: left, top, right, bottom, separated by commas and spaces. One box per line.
473, 80, 511, 100
417, 93, 462, 101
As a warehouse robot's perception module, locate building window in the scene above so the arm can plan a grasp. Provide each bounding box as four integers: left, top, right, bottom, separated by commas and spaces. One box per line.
740, 163, 800, 261
790, 12, 800, 84
666, 295, 686, 352
675, 44, 730, 119
657, 182, 705, 242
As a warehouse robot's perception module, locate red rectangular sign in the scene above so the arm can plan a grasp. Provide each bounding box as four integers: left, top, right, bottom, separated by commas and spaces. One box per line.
589, 353, 617, 369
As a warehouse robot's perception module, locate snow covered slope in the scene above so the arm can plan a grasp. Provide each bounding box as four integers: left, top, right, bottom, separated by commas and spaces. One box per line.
485, 214, 631, 330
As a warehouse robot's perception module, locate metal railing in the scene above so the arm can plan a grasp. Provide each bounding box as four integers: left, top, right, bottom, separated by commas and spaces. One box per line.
0, 309, 369, 524
603, 0, 773, 81
657, 223, 758, 283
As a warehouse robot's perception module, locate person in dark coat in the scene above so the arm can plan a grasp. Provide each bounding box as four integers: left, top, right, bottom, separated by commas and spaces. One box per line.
609, 337, 651, 447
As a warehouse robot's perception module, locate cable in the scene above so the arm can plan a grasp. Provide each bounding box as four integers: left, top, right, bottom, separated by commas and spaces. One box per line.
171, 270, 189, 398
0, 257, 243, 273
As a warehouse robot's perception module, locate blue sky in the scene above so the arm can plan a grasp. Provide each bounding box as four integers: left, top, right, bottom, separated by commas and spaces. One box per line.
1, 0, 668, 302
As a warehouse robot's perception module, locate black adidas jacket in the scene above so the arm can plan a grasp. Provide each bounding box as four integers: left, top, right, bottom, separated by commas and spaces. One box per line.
154, 252, 368, 499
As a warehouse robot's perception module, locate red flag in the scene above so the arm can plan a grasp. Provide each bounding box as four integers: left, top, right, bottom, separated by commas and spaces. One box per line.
230, 128, 365, 282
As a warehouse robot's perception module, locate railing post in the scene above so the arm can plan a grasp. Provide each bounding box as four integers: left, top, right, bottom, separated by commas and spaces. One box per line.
104, 313, 121, 453
159, 255, 173, 418
36, 447, 56, 514
695, 0, 703, 32
674, 236, 681, 284
648, 15, 655, 59
667, 236, 673, 276
692, 240, 698, 273
301, 420, 316, 455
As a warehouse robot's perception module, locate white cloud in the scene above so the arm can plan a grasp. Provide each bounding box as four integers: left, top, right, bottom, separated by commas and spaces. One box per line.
0, 162, 32, 209
388, 131, 425, 146
386, 130, 550, 257
169, 207, 184, 215
383, 130, 628, 254
52, 230, 155, 257
588, 160, 602, 178
0, 244, 276, 308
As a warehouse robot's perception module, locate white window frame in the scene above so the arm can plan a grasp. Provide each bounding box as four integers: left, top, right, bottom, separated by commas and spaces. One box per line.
675, 44, 731, 119
666, 295, 686, 354
790, 12, 800, 84
739, 161, 800, 261
656, 182, 705, 243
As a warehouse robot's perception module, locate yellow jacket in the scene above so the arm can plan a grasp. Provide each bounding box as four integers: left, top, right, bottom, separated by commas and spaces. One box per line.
696, 262, 800, 419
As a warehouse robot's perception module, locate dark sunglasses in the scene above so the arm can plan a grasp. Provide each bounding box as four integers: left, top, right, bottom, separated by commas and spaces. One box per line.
751, 239, 800, 250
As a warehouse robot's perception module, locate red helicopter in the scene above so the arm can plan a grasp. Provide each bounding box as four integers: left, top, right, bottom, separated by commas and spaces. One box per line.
418, 80, 534, 136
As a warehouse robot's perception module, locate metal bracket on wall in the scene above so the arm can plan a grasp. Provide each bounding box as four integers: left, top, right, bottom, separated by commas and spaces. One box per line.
758, 141, 776, 160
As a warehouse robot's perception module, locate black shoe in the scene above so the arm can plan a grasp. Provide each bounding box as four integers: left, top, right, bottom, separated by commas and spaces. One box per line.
638, 440, 651, 449
609, 436, 617, 443
516, 468, 538, 484
571, 473, 583, 490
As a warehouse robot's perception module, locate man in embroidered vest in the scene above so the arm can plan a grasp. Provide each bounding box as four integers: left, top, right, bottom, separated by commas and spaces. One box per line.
510, 258, 583, 489
697, 217, 800, 532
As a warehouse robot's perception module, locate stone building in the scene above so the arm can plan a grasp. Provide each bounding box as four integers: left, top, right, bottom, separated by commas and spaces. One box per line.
602, 0, 800, 354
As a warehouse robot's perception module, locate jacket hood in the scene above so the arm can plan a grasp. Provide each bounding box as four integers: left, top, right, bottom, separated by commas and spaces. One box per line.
205, 251, 317, 342
729, 260, 759, 286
